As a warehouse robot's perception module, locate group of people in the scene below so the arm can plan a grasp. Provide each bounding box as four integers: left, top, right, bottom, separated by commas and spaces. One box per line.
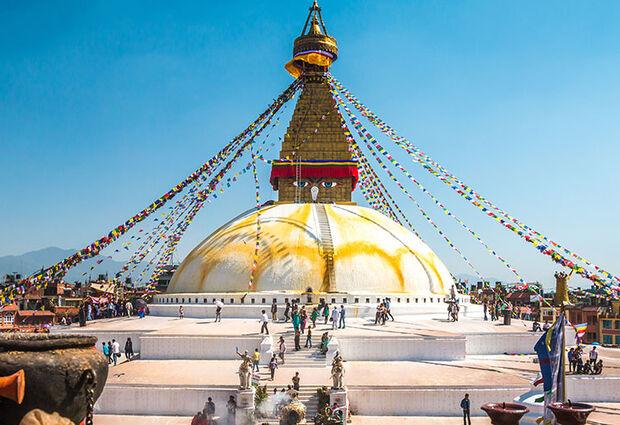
191, 395, 237, 425
375, 299, 394, 325
482, 300, 512, 321
447, 300, 460, 322
77, 299, 147, 327
568, 346, 603, 375
100, 337, 134, 366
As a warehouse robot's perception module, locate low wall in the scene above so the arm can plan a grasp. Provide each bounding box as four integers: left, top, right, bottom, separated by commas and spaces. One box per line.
337, 336, 466, 361
566, 375, 620, 402
348, 386, 528, 416
96, 385, 236, 416
51, 328, 145, 353
465, 327, 576, 355
140, 335, 265, 360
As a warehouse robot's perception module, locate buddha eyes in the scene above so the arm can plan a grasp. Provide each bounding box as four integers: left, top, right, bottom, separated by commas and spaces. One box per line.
291, 181, 338, 188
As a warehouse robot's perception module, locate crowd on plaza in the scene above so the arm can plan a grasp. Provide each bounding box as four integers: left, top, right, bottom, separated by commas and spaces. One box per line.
99, 337, 134, 366
567, 346, 603, 375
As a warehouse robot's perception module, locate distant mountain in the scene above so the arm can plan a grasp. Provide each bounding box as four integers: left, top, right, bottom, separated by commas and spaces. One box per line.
0, 247, 125, 282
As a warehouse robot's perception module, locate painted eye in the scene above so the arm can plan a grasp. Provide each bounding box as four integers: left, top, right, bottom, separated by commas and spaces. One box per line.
292, 181, 309, 187
321, 182, 339, 188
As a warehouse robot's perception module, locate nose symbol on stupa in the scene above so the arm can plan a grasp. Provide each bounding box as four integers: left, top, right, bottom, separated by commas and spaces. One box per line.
311, 186, 319, 201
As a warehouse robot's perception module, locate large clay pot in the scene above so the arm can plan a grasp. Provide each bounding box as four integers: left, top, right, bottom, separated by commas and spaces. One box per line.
548, 401, 595, 425
481, 402, 530, 425
0, 333, 108, 425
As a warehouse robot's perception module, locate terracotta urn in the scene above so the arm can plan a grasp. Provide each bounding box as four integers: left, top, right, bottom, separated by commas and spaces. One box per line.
0, 333, 108, 425
481, 402, 530, 425
548, 401, 595, 425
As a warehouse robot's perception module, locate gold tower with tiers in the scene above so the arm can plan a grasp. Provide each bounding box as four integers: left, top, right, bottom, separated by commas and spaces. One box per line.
270, 1, 358, 204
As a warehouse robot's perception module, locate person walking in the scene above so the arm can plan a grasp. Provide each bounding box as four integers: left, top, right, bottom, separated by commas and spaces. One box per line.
260, 310, 269, 335
311, 307, 319, 328
111, 339, 121, 366
278, 336, 286, 364
292, 372, 300, 391
124, 337, 134, 360
305, 328, 312, 348
385, 298, 394, 321
203, 397, 215, 425
589, 347, 598, 367
226, 395, 236, 425
215, 301, 223, 322
294, 329, 301, 351
284, 301, 291, 322
271, 300, 278, 322
331, 306, 339, 330
252, 348, 260, 372
483, 302, 488, 321
568, 348, 575, 372
269, 354, 278, 380
338, 305, 346, 329
460, 393, 471, 425
125, 300, 133, 317
300, 307, 307, 334
179, 305, 184, 319
324, 304, 330, 324
102, 342, 111, 364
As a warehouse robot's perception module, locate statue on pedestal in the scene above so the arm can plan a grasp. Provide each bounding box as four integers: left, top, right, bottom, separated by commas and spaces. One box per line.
236, 349, 252, 390
330, 352, 344, 389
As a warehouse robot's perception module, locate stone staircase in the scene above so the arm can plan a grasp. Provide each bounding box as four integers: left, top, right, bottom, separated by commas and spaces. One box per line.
255, 386, 320, 425
315, 204, 336, 292
279, 330, 327, 368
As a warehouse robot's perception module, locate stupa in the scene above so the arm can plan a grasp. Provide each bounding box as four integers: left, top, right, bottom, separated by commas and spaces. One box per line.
165, 1, 453, 298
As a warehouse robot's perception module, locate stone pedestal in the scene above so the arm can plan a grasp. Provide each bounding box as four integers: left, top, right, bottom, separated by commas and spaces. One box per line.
329, 387, 349, 423
235, 387, 255, 425
259, 335, 274, 366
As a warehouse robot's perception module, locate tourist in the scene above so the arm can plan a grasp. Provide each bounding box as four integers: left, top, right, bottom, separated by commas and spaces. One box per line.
305, 328, 313, 348
593, 359, 603, 375
320, 332, 330, 355
542, 320, 550, 331
215, 301, 222, 322
106, 341, 113, 364
139, 306, 145, 319
483, 302, 488, 321
311, 307, 319, 328
269, 354, 278, 380
447, 302, 453, 321
179, 305, 184, 319
292, 372, 300, 391
489, 304, 496, 321
324, 304, 330, 324
375, 304, 382, 325
260, 310, 269, 335
279, 336, 286, 364
191, 411, 206, 425
300, 307, 307, 333
589, 346, 598, 367
203, 397, 215, 425
385, 299, 394, 321
294, 329, 301, 351
284, 301, 291, 322
460, 393, 471, 425
568, 348, 575, 372
331, 306, 340, 330
338, 305, 346, 329
252, 348, 260, 372
125, 300, 133, 317
532, 321, 541, 332
102, 342, 111, 364
226, 395, 236, 425
112, 339, 121, 366
124, 337, 134, 360
318, 298, 326, 316
271, 300, 278, 322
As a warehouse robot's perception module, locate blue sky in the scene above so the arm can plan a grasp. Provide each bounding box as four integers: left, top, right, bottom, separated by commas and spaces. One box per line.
1, 1, 619, 289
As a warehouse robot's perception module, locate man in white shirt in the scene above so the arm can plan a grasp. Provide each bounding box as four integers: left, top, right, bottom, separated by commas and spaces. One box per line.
260, 310, 269, 335
589, 347, 598, 366
331, 307, 340, 330
125, 301, 133, 317
111, 339, 121, 366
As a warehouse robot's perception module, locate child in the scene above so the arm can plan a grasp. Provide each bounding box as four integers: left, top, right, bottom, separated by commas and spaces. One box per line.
305, 328, 312, 348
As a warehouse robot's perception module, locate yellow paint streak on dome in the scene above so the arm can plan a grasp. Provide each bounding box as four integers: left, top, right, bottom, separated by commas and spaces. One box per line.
335, 242, 407, 291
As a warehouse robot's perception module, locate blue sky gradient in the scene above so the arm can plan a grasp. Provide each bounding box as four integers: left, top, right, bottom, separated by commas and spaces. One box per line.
1, 1, 619, 289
